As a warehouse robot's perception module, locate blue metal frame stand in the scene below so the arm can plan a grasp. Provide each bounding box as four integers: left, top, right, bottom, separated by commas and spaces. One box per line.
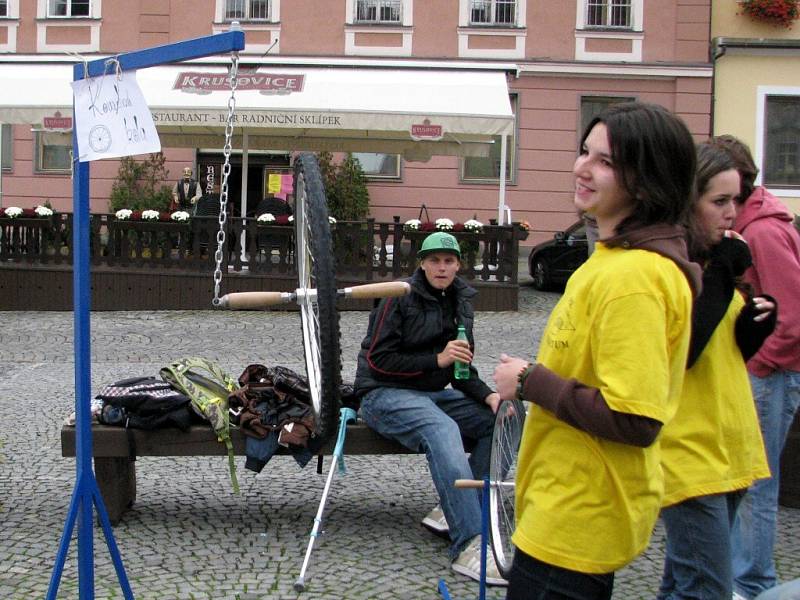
46, 29, 245, 600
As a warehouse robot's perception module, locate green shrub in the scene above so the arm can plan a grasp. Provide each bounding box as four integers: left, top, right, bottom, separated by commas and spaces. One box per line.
316, 151, 370, 221
108, 153, 172, 212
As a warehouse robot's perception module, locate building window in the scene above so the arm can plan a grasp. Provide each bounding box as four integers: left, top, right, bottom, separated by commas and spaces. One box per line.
461, 94, 517, 183
580, 95, 634, 137
352, 153, 401, 179
224, 0, 270, 21
48, 0, 91, 17
764, 95, 800, 189
35, 132, 71, 173
469, 0, 516, 26
585, 0, 632, 28
355, 0, 401, 23
0, 1, 7, 16
1, 124, 11, 172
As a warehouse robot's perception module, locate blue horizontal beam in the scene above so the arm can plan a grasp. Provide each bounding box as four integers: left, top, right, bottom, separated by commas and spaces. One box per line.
76, 29, 245, 80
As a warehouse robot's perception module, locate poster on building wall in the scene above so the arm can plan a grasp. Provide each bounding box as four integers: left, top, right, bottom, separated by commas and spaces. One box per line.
71, 71, 160, 162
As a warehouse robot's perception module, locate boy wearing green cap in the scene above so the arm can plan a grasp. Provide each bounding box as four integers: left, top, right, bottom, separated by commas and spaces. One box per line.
354, 231, 505, 586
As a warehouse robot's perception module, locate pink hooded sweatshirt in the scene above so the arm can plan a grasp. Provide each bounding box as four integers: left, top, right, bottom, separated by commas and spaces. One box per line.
734, 186, 800, 377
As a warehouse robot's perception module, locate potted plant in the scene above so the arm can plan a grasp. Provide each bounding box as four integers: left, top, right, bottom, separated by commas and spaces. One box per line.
739, 0, 799, 28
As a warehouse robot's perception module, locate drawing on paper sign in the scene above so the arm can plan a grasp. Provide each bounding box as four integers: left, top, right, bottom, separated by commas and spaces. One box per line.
88, 125, 112, 152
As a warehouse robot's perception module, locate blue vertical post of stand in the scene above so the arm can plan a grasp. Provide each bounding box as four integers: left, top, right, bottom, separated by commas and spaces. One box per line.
46, 28, 244, 600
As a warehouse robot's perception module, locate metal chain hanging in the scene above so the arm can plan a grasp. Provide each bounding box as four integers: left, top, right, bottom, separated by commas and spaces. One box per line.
211, 50, 240, 307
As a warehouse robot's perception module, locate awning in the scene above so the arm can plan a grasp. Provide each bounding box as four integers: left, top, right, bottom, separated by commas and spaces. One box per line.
0, 61, 514, 159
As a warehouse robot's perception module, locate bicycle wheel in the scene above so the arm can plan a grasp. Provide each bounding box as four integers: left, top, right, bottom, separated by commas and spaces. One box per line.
293, 153, 341, 440
489, 398, 525, 578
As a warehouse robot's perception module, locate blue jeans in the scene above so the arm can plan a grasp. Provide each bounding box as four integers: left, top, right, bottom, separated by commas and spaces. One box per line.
658, 492, 743, 600
505, 549, 614, 600
732, 370, 800, 599
359, 387, 494, 559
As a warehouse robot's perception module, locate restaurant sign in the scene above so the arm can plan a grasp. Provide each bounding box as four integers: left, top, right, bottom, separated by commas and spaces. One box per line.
174, 70, 305, 95
43, 111, 73, 131
410, 119, 443, 141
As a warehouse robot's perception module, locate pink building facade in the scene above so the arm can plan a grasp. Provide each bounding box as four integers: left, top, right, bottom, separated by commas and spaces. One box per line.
0, 0, 712, 244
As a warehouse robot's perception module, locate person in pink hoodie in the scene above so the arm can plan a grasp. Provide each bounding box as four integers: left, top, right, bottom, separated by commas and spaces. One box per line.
713, 135, 800, 600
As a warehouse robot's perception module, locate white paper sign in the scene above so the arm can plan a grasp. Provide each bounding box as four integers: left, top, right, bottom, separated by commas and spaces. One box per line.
71, 71, 160, 162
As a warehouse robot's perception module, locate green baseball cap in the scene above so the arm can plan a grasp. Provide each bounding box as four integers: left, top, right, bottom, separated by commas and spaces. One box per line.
417, 231, 461, 259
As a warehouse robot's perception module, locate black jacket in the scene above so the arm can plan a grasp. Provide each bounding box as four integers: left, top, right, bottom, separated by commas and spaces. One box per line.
353, 268, 494, 403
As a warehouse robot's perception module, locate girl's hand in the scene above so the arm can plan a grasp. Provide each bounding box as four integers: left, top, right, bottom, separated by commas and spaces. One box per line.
724, 229, 746, 243
493, 353, 532, 401
752, 296, 775, 322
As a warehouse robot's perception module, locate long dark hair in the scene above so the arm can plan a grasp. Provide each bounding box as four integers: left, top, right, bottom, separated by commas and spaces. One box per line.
686, 143, 737, 260
580, 102, 697, 235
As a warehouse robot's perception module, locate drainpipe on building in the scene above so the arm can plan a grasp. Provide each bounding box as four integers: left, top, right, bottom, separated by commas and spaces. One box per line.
709, 38, 727, 137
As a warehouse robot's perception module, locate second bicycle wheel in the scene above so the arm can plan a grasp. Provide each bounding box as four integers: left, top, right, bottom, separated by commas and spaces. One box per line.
293, 153, 341, 440
489, 398, 525, 578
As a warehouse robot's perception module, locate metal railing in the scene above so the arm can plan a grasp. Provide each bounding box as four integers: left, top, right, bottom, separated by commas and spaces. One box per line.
469, 0, 516, 26
355, 0, 402, 24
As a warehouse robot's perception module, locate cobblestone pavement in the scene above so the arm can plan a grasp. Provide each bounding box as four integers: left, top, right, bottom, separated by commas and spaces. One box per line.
0, 275, 798, 599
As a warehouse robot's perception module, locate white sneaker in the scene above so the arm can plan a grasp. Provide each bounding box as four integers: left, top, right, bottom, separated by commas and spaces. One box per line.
422, 504, 449, 535
451, 535, 508, 587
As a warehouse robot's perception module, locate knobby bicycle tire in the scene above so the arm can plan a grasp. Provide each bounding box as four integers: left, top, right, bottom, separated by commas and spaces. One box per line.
293, 153, 341, 441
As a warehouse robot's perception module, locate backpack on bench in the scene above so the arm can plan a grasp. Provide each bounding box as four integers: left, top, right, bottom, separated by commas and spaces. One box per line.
160, 357, 241, 493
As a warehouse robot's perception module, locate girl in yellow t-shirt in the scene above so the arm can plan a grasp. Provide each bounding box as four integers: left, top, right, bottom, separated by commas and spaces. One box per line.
657, 143, 776, 600
493, 102, 702, 600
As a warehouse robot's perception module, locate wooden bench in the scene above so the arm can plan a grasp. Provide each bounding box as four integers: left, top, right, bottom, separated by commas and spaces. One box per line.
61, 422, 413, 524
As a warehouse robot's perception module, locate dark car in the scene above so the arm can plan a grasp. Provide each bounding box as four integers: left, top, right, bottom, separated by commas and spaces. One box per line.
527, 220, 589, 291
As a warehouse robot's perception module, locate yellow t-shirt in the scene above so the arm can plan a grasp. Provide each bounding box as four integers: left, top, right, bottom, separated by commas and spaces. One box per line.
512, 243, 693, 574
661, 292, 770, 506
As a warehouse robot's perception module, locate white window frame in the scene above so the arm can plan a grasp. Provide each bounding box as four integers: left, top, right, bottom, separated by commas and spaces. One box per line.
34, 131, 72, 174
46, 0, 92, 18
213, 0, 280, 54
467, 0, 518, 27
344, 0, 412, 56
583, 0, 633, 29
574, 0, 642, 62
36, 0, 100, 52
352, 152, 401, 180
222, 0, 271, 22
460, 94, 518, 184
457, 0, 526, 59
756, 86, 800, 197
354, 0, 402, 24
0, 0, 20, 52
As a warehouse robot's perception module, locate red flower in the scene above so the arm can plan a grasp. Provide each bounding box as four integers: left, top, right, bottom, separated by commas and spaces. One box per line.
21, 208, 36, 217
275, 215, 291, 226
452, 223, 466, 232
739, 0, 799, 27
420, 221, 436, 232
131, 210, 142, 220
159, 212, 170, 221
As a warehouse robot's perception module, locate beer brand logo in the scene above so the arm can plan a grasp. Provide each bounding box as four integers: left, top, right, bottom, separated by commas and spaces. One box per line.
411, 119, 443, 140
43, 111, 73, 131
174, 70, 305, 95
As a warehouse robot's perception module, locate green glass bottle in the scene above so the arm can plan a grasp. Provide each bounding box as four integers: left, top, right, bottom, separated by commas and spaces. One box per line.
454, 324, 470, 380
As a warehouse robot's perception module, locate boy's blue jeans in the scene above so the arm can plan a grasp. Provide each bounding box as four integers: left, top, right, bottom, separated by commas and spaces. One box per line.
359, 387, 494, 559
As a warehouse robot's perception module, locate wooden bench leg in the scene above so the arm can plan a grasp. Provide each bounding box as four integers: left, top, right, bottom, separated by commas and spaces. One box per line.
94, 457, 136, 525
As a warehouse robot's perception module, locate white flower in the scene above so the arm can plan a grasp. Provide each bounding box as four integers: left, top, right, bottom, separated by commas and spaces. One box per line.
4, 206, 23, 218
464, 219, 484, 232
115, 209, 132, 220
404, 218, 421, 230
288, 215, 294, 223
435, 218, 454, 231
328, 216, 337, 224
171, 210, 191, 222
34, 206, 54, 217
141, 210, 160, 221
257, 213, 275, 223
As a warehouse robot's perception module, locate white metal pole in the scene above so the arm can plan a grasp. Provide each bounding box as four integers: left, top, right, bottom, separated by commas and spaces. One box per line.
498, 134, 508, 225
240, 132, 249, 263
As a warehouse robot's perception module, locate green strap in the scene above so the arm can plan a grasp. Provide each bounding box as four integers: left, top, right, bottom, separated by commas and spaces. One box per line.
160, 357, 240, 494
